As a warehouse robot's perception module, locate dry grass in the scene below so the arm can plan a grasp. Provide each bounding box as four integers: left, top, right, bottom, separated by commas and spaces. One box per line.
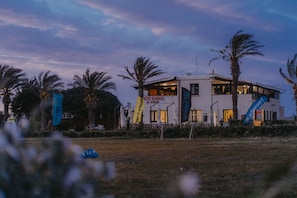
26, 137, 297, 197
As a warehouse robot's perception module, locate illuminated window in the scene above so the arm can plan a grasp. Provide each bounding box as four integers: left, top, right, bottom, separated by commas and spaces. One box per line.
148, 89, 158, 96
147, 81, 177, 96
160, 110, 168, 123
190, 110, 202, 122
150, 110, 168, 123
223, 109, 233, 122
150, 110, 158, 122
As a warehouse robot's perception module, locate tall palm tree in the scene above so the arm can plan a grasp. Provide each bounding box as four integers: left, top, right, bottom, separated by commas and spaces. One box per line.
209, 30, 263, 120
0, 64, 26, 121
279, 53, 297, 119
33, 71, 64, 132
70, 68, 116, 130
118, 57, 164, 99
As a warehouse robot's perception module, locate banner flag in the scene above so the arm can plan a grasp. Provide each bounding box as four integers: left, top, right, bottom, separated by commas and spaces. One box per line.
243, 95, 268, 125
132, 96, 145, 124
52, 93, 63, 126
181, 87, 191, 122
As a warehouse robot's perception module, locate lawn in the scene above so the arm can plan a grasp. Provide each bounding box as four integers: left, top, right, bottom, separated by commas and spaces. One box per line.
27, 137, 297, 197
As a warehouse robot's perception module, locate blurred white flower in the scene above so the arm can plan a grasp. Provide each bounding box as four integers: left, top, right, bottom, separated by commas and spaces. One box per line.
5, 145, 19, 161
64, 166, 82, 188
178, 172, 200, 197
25, 146, 38, 160
0, 133, 8, 148
18, 115, 30, 133
89, 161, 104, 175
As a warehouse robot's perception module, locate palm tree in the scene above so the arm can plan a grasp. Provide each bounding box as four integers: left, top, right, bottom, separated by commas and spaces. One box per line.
11, 78, 40, 116
0, 64, 26, 121
33, 71, 64, 132
279, 53, 297, 119
118, 57, 164, 99
70, 69, 116, 130
209, 30, 263, 120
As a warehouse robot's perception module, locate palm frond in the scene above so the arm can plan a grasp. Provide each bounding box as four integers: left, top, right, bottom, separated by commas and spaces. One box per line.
118, 56, 164, 84
210, 30, 263, 67
287, 54, 297, 81
71, 68, 116, 96
280, 68, 295, 84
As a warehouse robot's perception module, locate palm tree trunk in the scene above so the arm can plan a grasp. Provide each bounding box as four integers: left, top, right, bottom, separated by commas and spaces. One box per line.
3, 102, 9, 122
231, 61, 240, 120
3, 96, 10, 122
138, 83, 144, 128
295, 90, 297, 125
88, 108, 95, 131
40, 100, 46, 132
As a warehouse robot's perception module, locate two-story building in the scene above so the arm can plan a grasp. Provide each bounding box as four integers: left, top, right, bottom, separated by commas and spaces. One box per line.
138, 70, 284, 126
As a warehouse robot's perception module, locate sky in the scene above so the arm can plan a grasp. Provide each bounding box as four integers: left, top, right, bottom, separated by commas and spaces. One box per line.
0, 0, 297, 117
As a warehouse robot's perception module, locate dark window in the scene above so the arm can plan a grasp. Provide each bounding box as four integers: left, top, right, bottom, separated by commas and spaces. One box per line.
190, 84, 199, 95
203, 114, 208, 122
272, 112, 277, 120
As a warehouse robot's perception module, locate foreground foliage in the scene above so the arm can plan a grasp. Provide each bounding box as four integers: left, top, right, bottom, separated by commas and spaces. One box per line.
0, 127, 115, 198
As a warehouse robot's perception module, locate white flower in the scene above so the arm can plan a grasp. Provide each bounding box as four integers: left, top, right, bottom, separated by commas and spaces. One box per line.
178, 172, 200, 197
64, 166, 81, 188
18, 116, 30, 132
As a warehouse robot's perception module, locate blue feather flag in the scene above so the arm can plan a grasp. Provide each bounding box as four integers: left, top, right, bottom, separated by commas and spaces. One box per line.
243, 96, 268, 125
181, 87, 191, 122
52, 93, 63, 126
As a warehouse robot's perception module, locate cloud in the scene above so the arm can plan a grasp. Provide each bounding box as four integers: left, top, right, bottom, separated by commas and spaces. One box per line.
0, 0, 296, 116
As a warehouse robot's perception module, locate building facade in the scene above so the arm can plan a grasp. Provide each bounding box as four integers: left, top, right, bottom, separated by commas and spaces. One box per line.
140, 71, 284, 126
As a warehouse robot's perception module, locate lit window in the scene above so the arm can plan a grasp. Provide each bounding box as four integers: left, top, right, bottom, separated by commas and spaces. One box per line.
150, 110, 158, 122
190, 110, 202, 122
160, 110, 168, 123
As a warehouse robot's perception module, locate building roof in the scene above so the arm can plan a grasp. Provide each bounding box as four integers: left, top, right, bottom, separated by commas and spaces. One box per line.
132, 76, 177, 89
133, 70, 282, 92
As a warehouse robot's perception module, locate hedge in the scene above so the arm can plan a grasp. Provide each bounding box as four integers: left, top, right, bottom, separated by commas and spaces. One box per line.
23, 125, 297, 139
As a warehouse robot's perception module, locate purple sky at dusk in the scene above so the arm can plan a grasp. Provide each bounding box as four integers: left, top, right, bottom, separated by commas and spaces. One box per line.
0, 0, 296, 116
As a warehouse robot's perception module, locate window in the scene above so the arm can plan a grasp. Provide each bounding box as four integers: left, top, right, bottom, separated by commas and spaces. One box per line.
150, 110, 158, 122
190, 84, 199, 95
160, 110, 168, 123
223, 85, 231, 94
148, 89, 158, 96
223, 109, 233, 122
274, 91, 280, 99
147, 80, 177, 96
150, 110, 168, 123
272, 112, 277, 120
203, 113, 208, 122
190, 110, 202, 122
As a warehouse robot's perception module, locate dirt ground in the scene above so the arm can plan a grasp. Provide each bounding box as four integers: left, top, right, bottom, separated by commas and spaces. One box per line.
26, 137, 297, 197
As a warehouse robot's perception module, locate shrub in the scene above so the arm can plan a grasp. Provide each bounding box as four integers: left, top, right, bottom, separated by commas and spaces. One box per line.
0, 127, 115, 198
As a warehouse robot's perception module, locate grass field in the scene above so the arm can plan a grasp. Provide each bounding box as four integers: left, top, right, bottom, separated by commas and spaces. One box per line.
26, 137, 297, 197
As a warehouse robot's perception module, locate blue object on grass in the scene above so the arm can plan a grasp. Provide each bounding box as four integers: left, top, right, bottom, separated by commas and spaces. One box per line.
81, 148, 99, 159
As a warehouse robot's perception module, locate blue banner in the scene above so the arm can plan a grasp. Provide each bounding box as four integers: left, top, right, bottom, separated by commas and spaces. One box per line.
52, 93, 63, 126
243, 96, 268, 125
181, 87, 191, 122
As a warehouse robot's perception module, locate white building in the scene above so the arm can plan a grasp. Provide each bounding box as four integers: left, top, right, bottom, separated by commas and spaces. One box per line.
139, 70, 284, 126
